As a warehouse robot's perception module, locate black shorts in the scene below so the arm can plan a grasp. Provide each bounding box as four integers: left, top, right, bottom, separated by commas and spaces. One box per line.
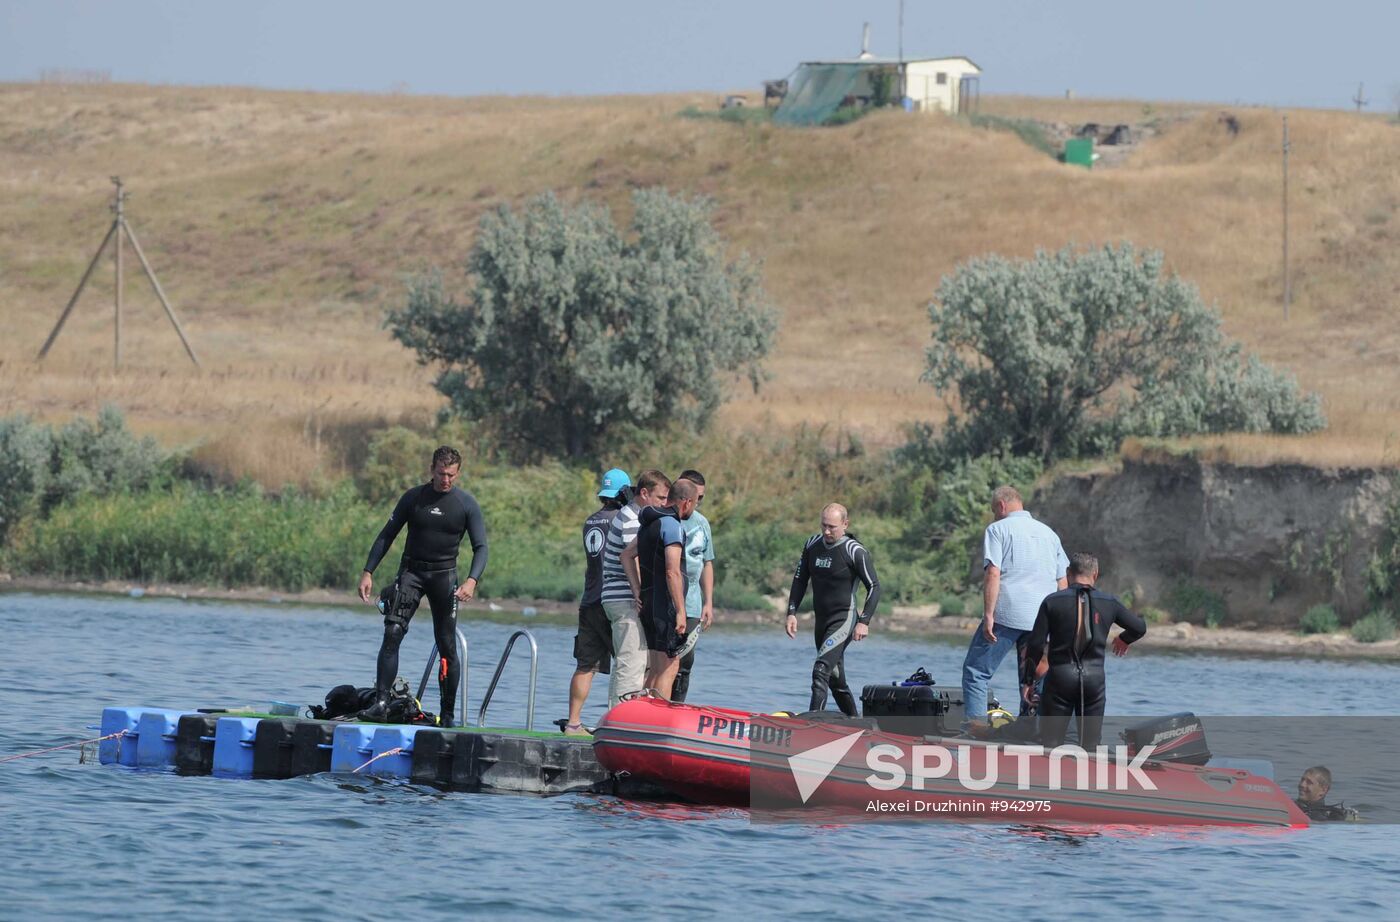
573, 602, 612, 673
641, 604, 685, 657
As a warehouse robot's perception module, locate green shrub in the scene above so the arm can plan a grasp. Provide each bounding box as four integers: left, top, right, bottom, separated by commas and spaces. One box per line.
937, 592, 967, 617
1351, 610, 1397, 644
1165, 581, 1227, 628
1299, 604, 1341, 635
869, 68, 898, 108
823, 106, 867, 127
871, 557, 940, 606
6, 478, 590, 600
0, 415, 52, 542
388, 189, 776, 461
1140, 606, 1170, 624
714, 518, 807, 595
881, 450, 1043, 602
714, 580, 770, 612
0, 406, 167, 541
922, 246, 1325, 463
469, 464, 597, 538
480, 532, 581, 602
8, 403, 1191, 615
7, 482, 373, 592
357, 426, 437, 505
49, 405, 167, 503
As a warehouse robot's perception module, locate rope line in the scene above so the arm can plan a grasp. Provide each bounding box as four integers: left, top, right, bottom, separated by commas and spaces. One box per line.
0, 729, 129, 764
351, 746, 405, 773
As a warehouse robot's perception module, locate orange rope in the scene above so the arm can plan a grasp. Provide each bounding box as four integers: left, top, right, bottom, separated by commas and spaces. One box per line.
351, 746, 405, 773
0, 729, 129, 764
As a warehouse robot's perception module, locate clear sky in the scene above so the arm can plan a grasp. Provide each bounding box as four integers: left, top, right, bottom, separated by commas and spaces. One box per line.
1, 0, 1395, 110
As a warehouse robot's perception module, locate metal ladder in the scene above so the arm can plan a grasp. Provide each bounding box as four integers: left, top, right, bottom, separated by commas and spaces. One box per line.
416, 628, 469, 725
477, 630, 539, 731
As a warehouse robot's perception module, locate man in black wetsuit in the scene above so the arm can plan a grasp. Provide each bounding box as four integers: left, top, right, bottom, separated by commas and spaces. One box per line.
785, 503, 881, 716
1295, 765, 1358, 821
1019, 552, 1145, 750
357, 446, 488, 727
621, 478, 699, 701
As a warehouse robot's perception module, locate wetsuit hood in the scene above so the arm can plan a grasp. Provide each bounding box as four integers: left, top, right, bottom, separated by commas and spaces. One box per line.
638, 505, 680, 528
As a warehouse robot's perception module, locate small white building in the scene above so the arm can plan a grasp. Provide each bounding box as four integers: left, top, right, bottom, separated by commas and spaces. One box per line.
902, 56, 982, 114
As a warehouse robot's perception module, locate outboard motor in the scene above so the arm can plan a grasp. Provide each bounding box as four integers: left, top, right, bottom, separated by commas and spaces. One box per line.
1123, 713, 1211, 765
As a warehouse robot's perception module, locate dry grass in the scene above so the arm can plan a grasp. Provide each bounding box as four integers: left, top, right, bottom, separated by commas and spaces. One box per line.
182, 406, 422, 491
1121, 434, 1400, 470
2, 83, 1398, 477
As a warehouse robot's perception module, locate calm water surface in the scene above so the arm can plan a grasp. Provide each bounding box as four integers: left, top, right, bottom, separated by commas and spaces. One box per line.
2, 592, 1397, 920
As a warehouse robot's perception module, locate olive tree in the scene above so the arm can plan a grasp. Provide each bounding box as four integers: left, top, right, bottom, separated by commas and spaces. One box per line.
923, 245, 1325, 462
389, 189, 776, 460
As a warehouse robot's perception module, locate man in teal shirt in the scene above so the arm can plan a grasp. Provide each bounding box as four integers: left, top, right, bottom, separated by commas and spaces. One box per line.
672, 469, 715, 702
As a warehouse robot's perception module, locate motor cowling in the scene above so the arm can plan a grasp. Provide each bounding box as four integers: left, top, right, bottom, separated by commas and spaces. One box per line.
1123, 713, 1211, 765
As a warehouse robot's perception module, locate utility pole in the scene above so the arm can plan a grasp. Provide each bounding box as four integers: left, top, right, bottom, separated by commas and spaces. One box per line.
1352, 82, 1368, 112
898, 0, 904, 63
897, 0, 905, 102
38, 177, 201, 369
1282, 115, 1291, 321
114, 177, 123, 368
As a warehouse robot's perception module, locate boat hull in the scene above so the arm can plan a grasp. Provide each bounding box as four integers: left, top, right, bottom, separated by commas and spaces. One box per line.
593, 699, 1309, 827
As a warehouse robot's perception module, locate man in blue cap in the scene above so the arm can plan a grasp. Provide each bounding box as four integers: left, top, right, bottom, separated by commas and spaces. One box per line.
562, 468, 631, 735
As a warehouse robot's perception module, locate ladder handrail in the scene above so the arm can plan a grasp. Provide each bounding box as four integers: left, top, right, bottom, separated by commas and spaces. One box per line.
417, 628, 469, 724
477, 630, 538, 731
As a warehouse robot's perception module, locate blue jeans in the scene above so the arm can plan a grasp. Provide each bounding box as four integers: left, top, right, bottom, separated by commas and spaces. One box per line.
960, 625, 1028, 730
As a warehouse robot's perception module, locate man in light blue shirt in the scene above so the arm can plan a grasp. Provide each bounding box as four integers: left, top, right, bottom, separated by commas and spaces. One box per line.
961, 485, 1068, 734
672, 469, 715, 703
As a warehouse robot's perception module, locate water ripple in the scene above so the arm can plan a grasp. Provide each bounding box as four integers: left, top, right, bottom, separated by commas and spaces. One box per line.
1, 591, 1396, 919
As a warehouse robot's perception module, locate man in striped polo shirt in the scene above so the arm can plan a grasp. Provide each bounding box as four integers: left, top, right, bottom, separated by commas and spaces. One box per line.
599, 469, 670, 706
961, 485, 1068, 736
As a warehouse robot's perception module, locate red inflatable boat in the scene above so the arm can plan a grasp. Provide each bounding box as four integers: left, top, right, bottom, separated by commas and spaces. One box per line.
592, 698, 1309, 827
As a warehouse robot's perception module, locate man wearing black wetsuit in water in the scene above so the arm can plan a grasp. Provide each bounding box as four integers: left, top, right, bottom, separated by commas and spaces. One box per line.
1020, 552, 1145, 750
785, 503, 880, 716
357, 446, 488, 727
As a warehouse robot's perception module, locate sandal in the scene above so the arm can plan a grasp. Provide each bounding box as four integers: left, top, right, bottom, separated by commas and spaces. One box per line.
554, 718, 594, 737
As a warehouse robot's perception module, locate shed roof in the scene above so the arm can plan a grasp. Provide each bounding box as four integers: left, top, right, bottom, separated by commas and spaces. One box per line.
798, 55, 981, 71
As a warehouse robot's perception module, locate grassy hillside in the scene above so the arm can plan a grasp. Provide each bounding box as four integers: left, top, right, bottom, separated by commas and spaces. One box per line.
2, 83, 1398, 483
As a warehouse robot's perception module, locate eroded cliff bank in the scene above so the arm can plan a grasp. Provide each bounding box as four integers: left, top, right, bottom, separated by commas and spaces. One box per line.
1035, 451, 1397, 628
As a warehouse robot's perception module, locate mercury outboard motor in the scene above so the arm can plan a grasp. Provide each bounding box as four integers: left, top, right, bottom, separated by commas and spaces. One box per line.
1123, 713, 1211, 765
